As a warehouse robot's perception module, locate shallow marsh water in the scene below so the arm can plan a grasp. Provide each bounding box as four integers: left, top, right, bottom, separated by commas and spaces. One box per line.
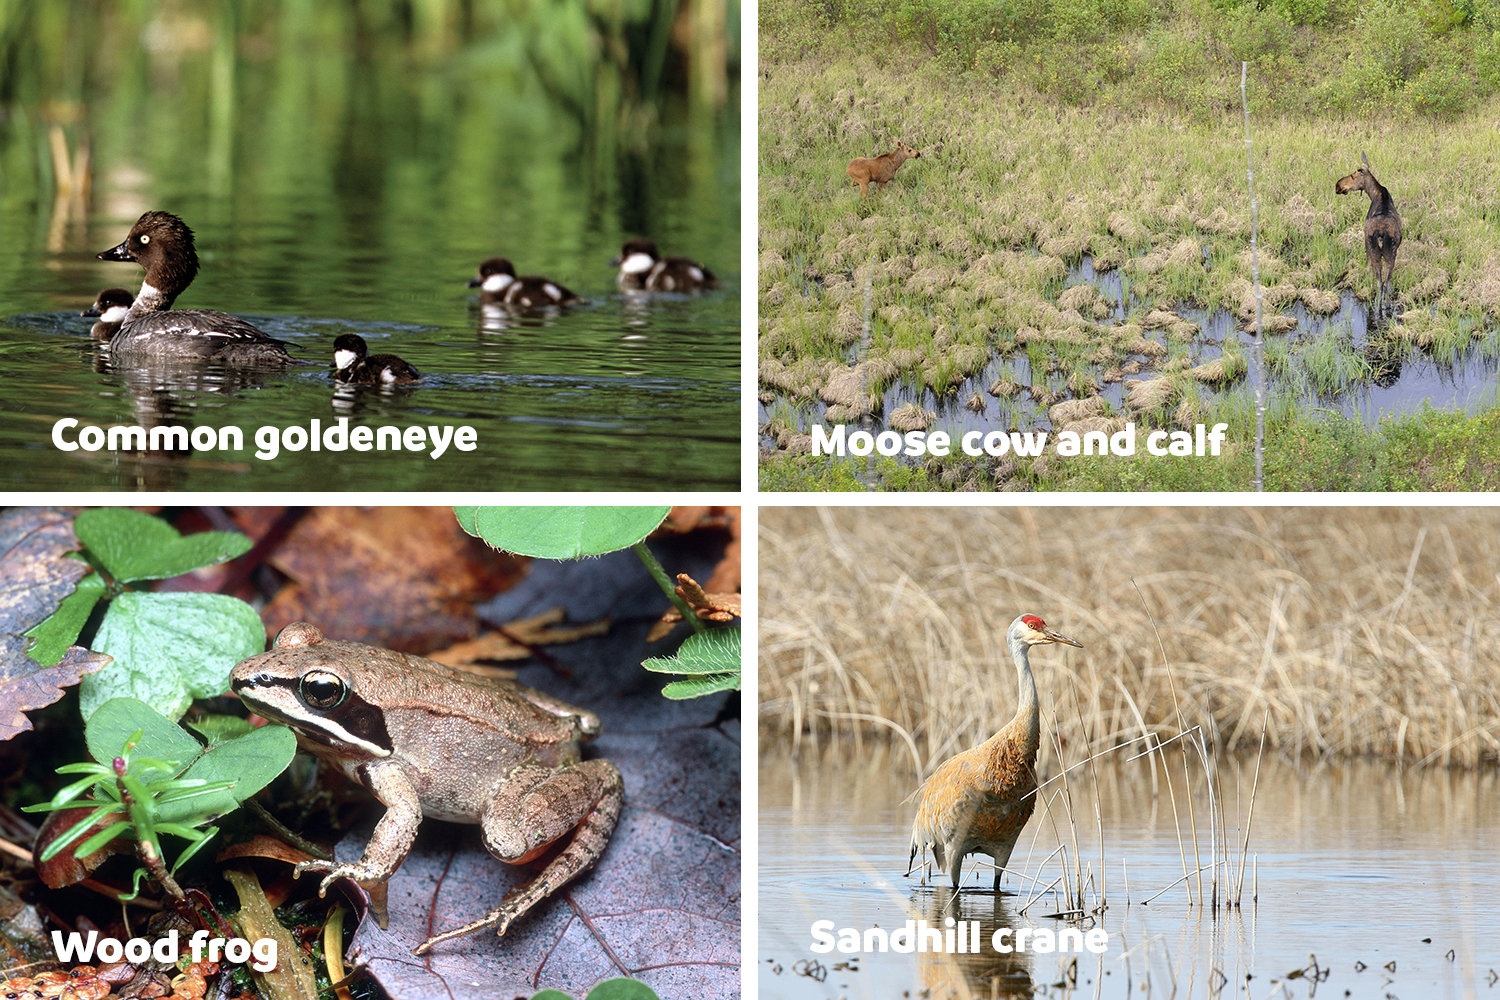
760, 255, 1499, 449
759, 744, 1500, 999
0, 2, 739, 490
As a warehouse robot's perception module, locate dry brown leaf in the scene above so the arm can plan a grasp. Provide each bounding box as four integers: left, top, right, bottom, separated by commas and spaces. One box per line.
657, 505, 741, 593
217, 834, 319, 867
33, 806, 121, 888
230, 507, 524, 651
424, 609, 612, 668
704, 505, 741, 595
659, 506, 714, 533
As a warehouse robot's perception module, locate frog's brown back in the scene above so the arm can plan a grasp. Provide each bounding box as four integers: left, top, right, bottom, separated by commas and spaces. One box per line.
388, 650, 598, 745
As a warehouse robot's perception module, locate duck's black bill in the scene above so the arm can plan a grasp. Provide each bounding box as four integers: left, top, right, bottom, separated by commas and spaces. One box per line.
97, 241, 133, 262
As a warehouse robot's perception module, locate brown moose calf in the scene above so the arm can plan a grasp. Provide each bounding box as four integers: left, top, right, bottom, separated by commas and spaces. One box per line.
847, 141, 921, 198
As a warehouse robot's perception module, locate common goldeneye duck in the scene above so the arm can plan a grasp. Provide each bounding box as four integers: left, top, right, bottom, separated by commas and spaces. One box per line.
466, 257, 585, 309
96, 210, 296, 366
612, 239, 717, 292
332, 333, 420, 385
81, 287, 135, 341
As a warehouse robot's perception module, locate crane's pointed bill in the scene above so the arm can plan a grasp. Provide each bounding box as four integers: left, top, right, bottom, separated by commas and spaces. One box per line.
1043, 627, 1083, 648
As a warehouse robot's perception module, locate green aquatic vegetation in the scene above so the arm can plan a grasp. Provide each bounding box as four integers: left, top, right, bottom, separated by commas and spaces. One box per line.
763, 393, 1500, 491
758, 454, 873, 491
1475, 327, 1500, 360
1378, 404, 1500, 490
1300, 326, 1373, 395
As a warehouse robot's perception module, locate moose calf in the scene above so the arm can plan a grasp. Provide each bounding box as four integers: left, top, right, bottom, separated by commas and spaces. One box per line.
847, 141, 921, 198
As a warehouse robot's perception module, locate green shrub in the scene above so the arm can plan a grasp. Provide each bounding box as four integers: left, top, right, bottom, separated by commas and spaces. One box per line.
1355, 2, 1429, 82
1220, 3, 1296, 59
1267, 0, 1335, 26
1408, 59, 1475, 116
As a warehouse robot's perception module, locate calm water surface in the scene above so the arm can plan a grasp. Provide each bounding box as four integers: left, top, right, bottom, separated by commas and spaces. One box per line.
759, 253, 1499, 456
760, 745, 1500, 999
0, 2, 739, 490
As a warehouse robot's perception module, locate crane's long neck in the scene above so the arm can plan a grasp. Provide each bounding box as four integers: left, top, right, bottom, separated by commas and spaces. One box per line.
1016, 647, 1040, 748
1000, 635, 1040, 756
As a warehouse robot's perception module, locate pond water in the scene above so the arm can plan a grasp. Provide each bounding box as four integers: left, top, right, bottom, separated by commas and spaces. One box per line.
759, 255, 1499, 452
0, 2, 739, 491
1067, 256, 1500, 423
759, 743, 1500, 999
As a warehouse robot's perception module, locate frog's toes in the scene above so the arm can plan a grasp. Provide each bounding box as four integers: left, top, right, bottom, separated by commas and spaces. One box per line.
292, 859, 331, 879
292, 860, 359, 898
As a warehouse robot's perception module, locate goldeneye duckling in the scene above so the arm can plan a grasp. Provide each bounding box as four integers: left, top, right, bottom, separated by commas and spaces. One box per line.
96, 211, 295, 366
612, 239, 717, 292
81, 287, 135, 341
332, 333, 420, 385
467, 257, 584, 309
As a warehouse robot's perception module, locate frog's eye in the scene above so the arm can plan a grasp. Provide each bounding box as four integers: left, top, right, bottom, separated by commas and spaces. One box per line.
300, 670, 348, 710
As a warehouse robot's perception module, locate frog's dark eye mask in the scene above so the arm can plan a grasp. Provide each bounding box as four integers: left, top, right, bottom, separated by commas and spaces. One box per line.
234, 669, 394, 757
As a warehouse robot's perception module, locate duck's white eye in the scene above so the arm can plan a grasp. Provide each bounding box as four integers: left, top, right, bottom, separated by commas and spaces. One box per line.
139, 235, 150, 245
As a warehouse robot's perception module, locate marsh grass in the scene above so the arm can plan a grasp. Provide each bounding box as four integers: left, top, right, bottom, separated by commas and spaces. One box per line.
760, 382, 1500, 490
995, 633, 1265, 918
760, 506, 1500, 768
1301, 324, 1373, 394
759, 7, 1500, 488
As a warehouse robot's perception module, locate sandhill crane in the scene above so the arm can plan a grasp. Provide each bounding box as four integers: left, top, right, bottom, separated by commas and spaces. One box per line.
1335, 152, 1403, 321
906, 614, 1083, 891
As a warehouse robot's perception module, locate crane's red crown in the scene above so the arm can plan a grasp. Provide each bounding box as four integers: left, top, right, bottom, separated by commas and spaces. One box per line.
1020, 614, 1047, 630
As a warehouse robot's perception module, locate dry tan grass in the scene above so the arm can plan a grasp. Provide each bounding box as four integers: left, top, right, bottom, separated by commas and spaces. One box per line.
760, 507, 1500, 770
1261, 314, 1299, 333
1191, 359, 1231, 383
1125, 376, 1176, 411
1048, 396, 1108, 426
890, 402, 935, 431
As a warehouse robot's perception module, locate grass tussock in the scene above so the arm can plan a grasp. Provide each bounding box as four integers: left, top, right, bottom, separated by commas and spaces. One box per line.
760, 506, 1500, 768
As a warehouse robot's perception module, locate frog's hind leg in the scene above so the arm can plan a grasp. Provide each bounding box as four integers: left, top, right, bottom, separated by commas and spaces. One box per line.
413, 759, 624, 955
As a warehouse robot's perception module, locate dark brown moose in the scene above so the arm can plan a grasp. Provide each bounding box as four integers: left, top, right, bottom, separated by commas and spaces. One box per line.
1335, 152, 1402, 321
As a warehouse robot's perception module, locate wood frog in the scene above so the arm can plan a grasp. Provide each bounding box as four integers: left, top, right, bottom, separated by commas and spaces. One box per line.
229, 622, 623, 955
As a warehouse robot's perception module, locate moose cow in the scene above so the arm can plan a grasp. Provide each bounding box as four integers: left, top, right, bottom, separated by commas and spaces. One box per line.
1335, 152, 1402, 321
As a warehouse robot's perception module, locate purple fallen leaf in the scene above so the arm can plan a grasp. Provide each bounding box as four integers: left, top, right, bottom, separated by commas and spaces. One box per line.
0, 508, 112, 739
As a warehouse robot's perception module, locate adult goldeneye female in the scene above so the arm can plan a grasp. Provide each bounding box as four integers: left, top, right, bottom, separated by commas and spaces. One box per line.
96, 211, 295, 365
332, 333, 420, 385
80, 287, 135, 341
612, 239, 717, 292
467, 257, 584, 309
